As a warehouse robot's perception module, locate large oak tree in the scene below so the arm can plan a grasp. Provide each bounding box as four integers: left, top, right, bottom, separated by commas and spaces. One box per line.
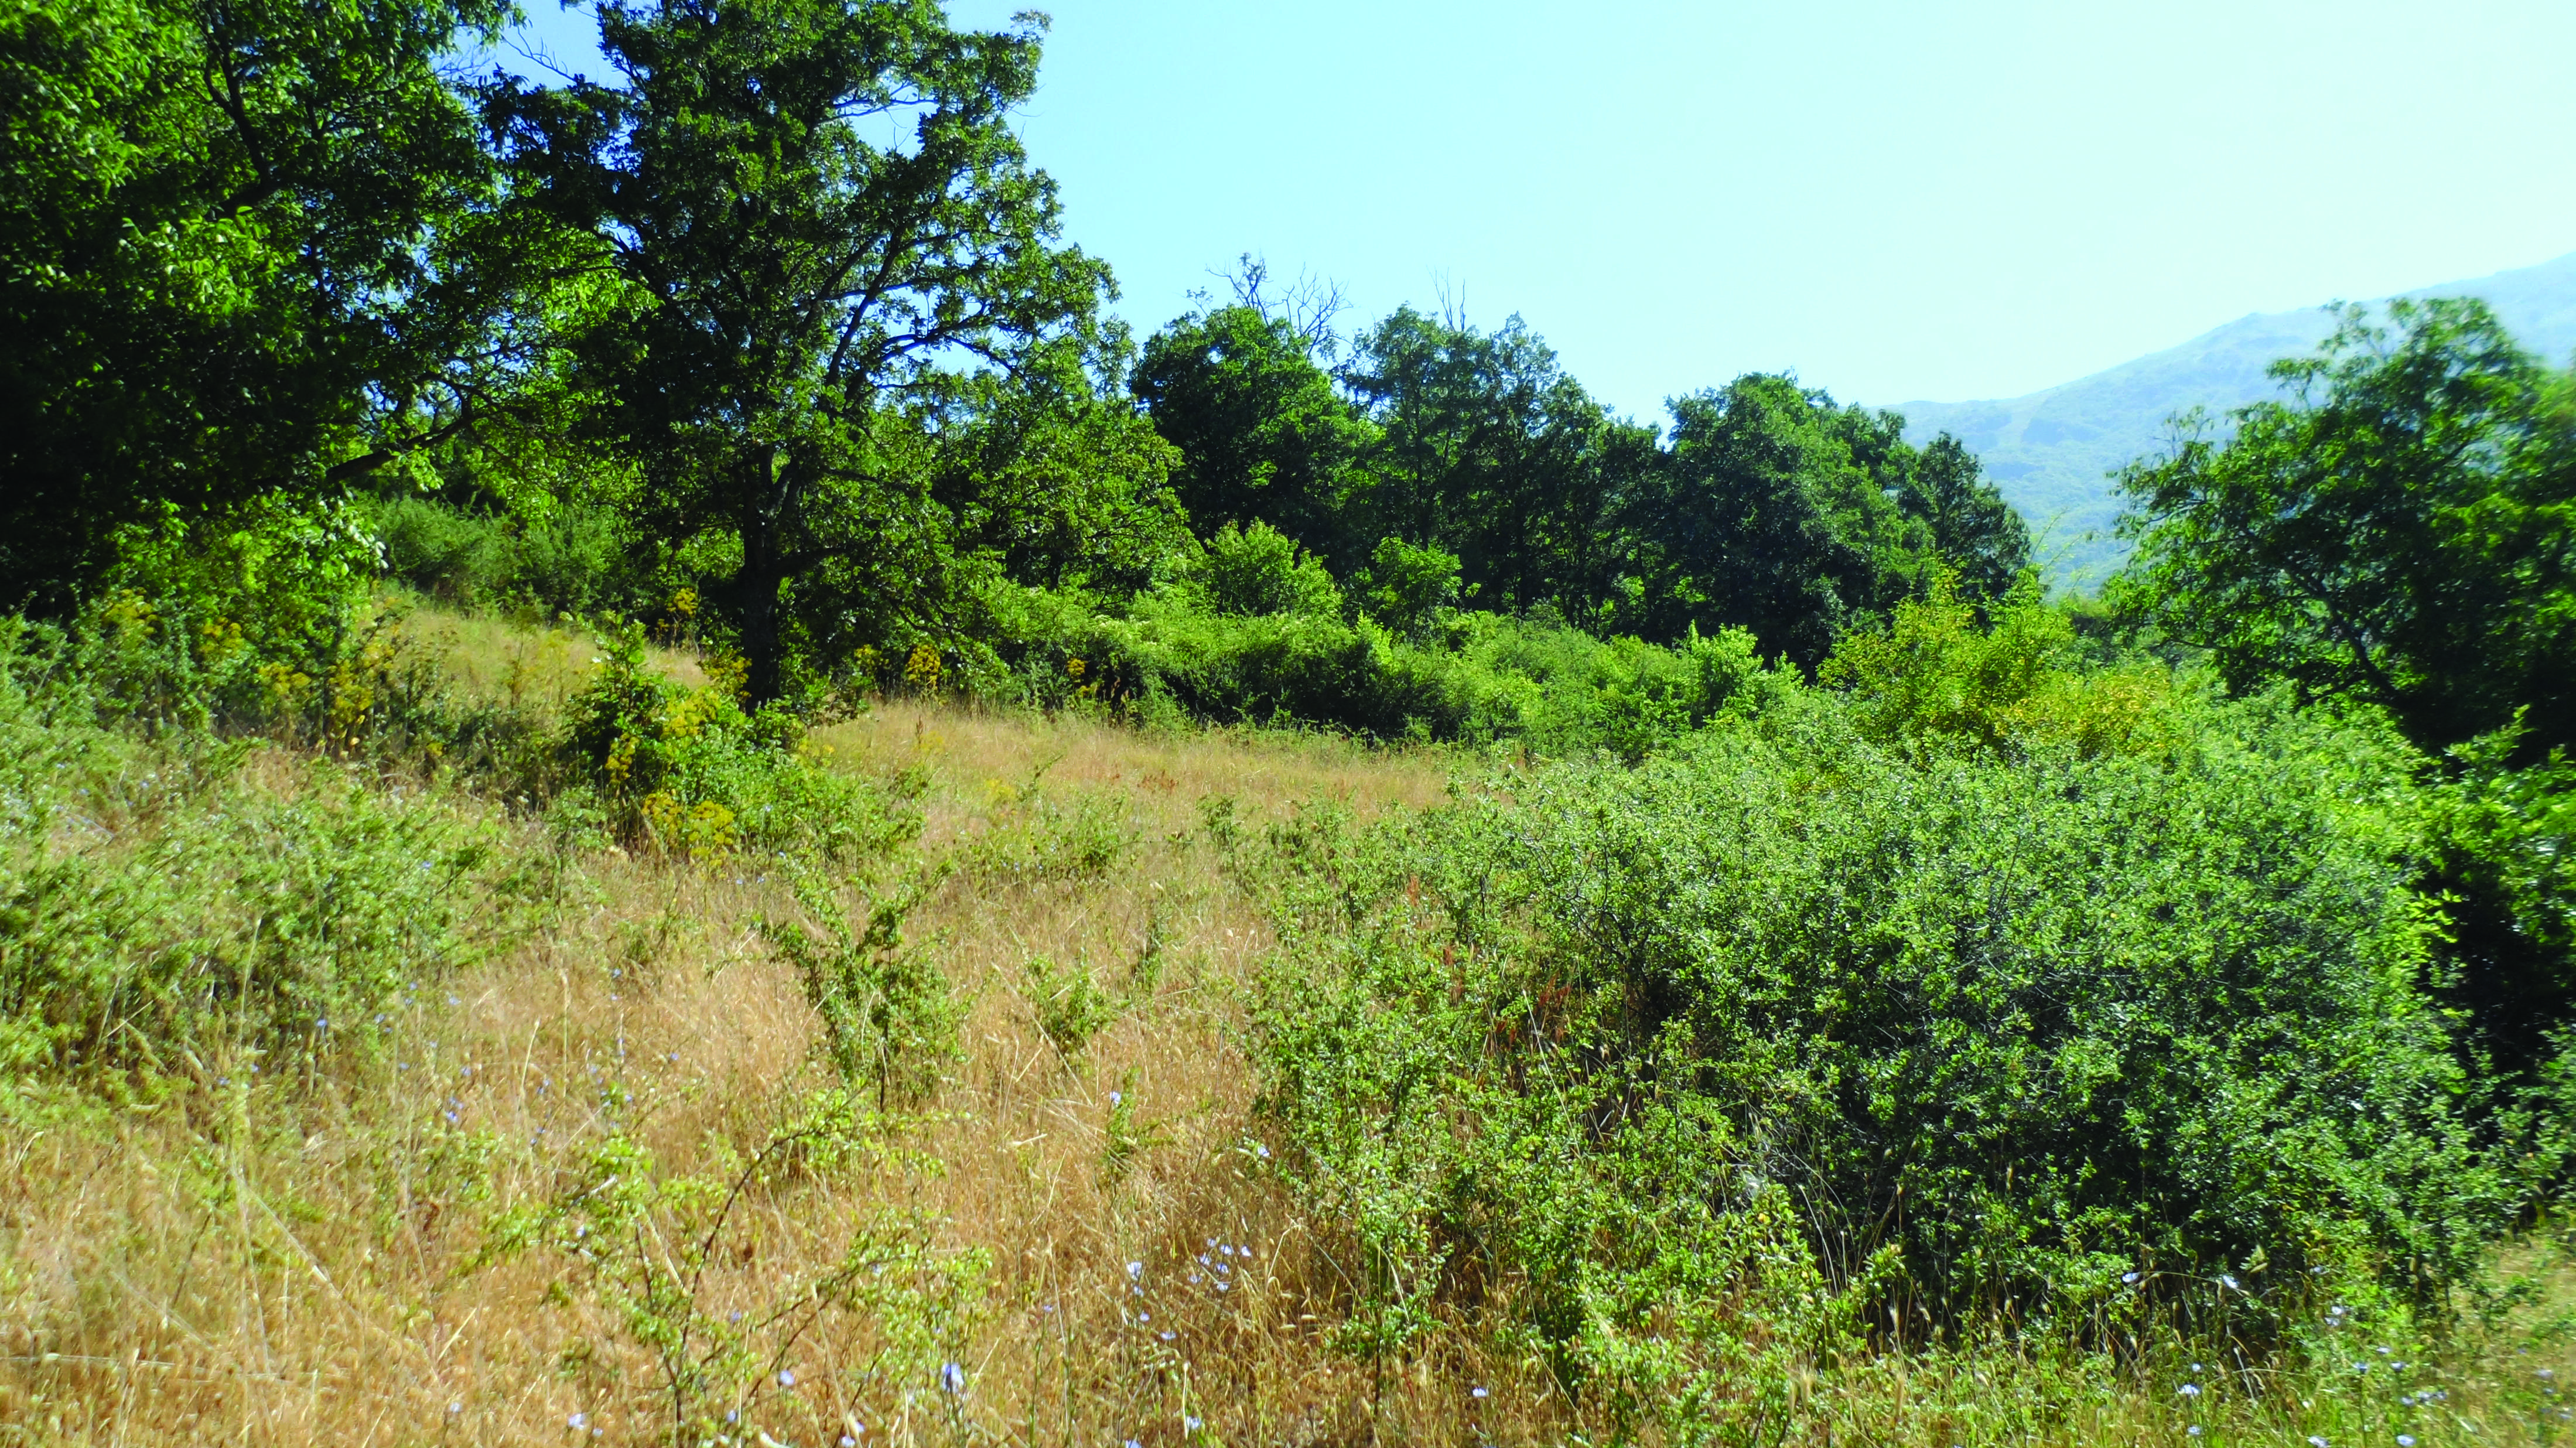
490, 0, 1109, 703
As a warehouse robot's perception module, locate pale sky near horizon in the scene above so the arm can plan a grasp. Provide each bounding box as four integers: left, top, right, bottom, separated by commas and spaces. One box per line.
496, 0, 2576, 422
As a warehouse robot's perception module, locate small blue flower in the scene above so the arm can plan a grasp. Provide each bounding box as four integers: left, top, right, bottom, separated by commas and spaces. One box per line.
939, 1361, 966, 1395
568, 1412, 587, 1430
778, 1368, 796, 1388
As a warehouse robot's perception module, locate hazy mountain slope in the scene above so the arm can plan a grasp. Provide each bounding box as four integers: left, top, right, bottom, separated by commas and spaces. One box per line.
1890, 250, 2576, 585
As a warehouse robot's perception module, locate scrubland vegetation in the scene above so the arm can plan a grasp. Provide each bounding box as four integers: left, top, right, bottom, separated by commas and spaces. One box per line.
7, 0, 2576, 1441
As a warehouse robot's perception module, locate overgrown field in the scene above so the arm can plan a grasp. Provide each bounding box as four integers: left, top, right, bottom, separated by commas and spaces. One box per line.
0, 603, 2570, 1447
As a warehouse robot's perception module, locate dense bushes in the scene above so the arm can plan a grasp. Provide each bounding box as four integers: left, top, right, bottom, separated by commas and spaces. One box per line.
0, 528, 924, 1081
558, 624, 923, 862
363, 493, 652, 619
972, 522, 1795, 759
1231, 591, 2550, 1421
0, 631, 540, 1076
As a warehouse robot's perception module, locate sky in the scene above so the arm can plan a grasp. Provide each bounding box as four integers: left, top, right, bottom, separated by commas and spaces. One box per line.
496, 0, 2576, 422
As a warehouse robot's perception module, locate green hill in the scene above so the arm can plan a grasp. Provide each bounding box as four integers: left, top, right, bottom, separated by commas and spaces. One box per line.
1890, 250, 2576, 586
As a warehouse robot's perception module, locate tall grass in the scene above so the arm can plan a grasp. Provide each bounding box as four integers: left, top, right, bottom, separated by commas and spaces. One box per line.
0, 616, 2570, 1446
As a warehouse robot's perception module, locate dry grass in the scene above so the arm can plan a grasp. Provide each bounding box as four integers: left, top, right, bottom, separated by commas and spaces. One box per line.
1, 616, 2570, 1447
0, 665, 1474, 1446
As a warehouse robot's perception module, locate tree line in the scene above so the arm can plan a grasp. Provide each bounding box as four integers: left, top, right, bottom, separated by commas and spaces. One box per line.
2, 0, 2028, 705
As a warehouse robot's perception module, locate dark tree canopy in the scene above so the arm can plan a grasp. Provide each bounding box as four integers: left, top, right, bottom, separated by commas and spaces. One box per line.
0, 0, 518, 606
1135, 300, 2029, 667
1130, 304, 1374, 568
1342, 306, 1657, 619
488, 0, 1113, 702
1620, 376, 1919, 667
1901, 432, 2032, 600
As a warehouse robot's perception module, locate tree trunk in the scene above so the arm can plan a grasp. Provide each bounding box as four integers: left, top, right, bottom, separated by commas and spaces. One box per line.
738, 449, 788, 706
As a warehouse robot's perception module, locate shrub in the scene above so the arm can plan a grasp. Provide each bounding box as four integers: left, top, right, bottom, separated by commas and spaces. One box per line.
363, 493, 649, 619
986, 579, 1792, 760
1348, 534, 1462, 640
561, 624, 923, 862
959, 777, 1135, 883
763, 867, 962, 1108
0, 644, 536, 1075
1195, 520, 1342, 618
1238, 681, 2507, 1417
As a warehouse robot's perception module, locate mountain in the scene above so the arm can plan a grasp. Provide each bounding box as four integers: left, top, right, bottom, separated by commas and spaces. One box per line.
1887, 250, 2576, 585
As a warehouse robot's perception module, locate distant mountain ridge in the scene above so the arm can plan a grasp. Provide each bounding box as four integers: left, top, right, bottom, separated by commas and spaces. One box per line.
1886, 250, 2576, 585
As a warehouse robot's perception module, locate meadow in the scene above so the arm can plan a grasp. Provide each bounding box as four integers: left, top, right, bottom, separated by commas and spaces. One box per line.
1, 605, 2569, 1448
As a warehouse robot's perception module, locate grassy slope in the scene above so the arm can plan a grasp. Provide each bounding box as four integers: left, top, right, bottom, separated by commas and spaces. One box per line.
1, 608, 2571, 1447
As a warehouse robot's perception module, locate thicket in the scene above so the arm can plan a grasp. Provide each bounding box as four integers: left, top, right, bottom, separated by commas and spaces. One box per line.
1231, 584, 2573, 1429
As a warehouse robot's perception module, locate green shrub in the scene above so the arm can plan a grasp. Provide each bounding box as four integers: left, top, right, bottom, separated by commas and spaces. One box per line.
1348, 534, 1463, 640
67, 495, 397, 742
1195, 520, 1342, 618
763, 867, 962, 1108
2418, 716, 2576, 1096
1021, 952, 1117, 1057
561, 624, 924, 862
1044, 594, 1786, 758
362, 493, 649, 619
1237, 679, 2509, 1416
959, 777, 1135, 883
0, 648, 535, 1075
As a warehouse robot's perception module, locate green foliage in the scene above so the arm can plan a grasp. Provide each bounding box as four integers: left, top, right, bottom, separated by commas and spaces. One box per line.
1825, 571, 2173, 761
1621, 374, 1928, 667
1236, 626, 2516, 1418
997, 561, 1790, 760
560, 624, 925, 862
1348, 534, 1462, 640
1130, 300, 1375, 562
0, 0, 537, 607
1135, 299, 2029, 667
762, 866, 962, 1108
0, 642, 537, 1074
1898, 432, 2035, 600
2115, 298, 2576, 1083
487, 0, 1115, 703
959, 776, 1135, 883
2421, 720, 2576, 1076
2116, 298, 2576, 757
1342, 305, 1655, 616
361, 493, 650, 618
1194, 521, 1342, 619
1021, 952, 1116, 1058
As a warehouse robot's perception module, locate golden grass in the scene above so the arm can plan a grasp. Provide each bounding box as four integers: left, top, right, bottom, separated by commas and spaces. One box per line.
0, 658, 1472, 1446
0, 614, 2569, 1446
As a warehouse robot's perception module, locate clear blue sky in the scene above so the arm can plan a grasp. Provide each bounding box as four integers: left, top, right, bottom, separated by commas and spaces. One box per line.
497, 0, 2576, 421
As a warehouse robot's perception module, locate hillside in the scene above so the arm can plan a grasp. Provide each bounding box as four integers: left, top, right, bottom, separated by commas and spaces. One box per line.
1891, 249, 2576, 583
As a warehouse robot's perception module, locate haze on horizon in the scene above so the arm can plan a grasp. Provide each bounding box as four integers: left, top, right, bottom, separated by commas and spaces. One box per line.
500, 0, 2576, 420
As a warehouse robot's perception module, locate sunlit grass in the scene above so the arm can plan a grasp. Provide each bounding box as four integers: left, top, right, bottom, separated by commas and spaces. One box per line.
0, 611, 2567, 1446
